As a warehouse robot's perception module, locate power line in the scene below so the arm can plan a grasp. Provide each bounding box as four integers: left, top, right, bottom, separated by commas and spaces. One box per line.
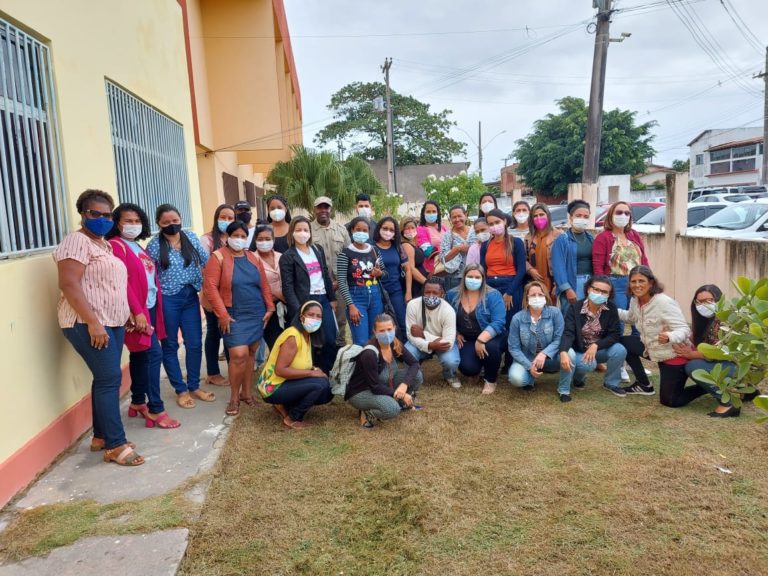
718, 0, 764, 55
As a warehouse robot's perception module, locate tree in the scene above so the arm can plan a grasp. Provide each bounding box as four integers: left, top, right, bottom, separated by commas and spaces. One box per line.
315, 82, 467, 165
513, 97, 656, 196
671, 158, 690, 172
266, 145, 384, 214
421, 171, 487, 213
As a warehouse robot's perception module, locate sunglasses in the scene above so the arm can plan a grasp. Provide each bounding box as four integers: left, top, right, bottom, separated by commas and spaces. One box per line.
82, 209, 113, 220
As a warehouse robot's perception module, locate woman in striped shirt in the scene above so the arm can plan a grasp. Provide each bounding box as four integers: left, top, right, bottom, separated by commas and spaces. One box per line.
54, 189, 144, 466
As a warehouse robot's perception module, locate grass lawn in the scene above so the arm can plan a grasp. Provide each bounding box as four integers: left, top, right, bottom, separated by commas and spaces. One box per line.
179, 362, 768, 576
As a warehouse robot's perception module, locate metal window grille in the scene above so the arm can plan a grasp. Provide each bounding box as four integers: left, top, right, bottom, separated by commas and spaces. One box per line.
106, 81, 191, 228
0, 20, 67, 257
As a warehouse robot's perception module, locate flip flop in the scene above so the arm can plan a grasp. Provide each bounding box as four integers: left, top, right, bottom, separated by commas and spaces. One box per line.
191, 389, 216, 402
176, 392, 196, 409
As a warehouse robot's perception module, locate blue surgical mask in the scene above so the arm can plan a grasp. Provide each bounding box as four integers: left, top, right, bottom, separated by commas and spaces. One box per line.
302, 318, 322, 333
425, 213, 438, 224
424, 295, 441, 309
217, 220, 231, 233
352, 231, 369, 244
82, 217, 114, 237
375, 330, 396, 345
465, 277, 483, 291
588, 291, 608, 305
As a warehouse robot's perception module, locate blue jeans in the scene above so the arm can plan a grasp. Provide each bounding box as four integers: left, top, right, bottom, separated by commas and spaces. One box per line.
161, 285, 203, 394
129, 306, 165, 414
559, 342, 627, 394
383, 283, 407, 342
347, 284, 384, 345
458, 333, 504, 383
686, 359, 736, 404
508, 356, 560, 387
313, 293, 338, 373
486, 275, 517, 368
62, 324, 127, 450
263, 376, 333, 421
405, 341, 461, 379
559, 274, 590, 311
610, 275, 639, 336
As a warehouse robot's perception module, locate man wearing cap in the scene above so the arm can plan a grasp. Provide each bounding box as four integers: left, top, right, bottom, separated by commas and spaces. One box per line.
311, 196, 351, 347
234, 200, 256, 245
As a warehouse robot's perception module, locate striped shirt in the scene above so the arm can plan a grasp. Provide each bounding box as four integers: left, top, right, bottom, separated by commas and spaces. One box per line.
53, 231, 130, 328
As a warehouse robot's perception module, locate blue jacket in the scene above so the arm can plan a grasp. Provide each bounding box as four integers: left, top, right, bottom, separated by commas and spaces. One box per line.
479, 236, 527, 313
507, 305, 564, 369
551, 229, 594, 297
447, 286, 507, 339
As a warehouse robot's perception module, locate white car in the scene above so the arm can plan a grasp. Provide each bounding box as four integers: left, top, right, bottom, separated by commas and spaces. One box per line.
685, 199, 768, 240
633, 202, 726, 234
690, 193, 752, 204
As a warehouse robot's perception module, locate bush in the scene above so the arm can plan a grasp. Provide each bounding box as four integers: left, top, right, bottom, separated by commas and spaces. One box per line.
421, 171, 487, 213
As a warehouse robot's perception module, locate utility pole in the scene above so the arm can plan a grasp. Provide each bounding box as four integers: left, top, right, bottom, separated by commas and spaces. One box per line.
756, 47, 768, 186
477, 121, 483, 181
381, 58, 396, 194
582, 0, 612, 185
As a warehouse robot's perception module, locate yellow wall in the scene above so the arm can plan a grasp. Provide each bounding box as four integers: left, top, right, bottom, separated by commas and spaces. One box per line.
0, 0, 202, 463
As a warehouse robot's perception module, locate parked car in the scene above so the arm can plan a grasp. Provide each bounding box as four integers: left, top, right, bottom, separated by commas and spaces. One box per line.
685, 199, 768, 240
690, 193, 752, 204
632, 202, 726, 233
594, 202, 665, 228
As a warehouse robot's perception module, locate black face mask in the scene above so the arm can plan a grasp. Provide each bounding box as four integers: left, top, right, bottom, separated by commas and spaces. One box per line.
237, 212, 252, 225
161, 223, 182, 235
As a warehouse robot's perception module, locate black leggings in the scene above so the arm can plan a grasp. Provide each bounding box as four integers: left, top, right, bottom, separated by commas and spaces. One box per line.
620, 335, 707, 407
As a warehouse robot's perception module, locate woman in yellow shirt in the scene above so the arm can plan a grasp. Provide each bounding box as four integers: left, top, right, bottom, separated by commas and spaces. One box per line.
257, 301, 333, 429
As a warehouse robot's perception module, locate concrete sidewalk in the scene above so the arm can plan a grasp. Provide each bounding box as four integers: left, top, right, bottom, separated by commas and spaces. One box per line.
0, 366, 236, 575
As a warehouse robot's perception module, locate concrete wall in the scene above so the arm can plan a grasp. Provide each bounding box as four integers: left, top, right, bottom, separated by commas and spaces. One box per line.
368, 159, 471, 204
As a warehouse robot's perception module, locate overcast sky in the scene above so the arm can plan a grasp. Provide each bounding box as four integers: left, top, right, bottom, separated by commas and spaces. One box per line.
283, 0, 768, 181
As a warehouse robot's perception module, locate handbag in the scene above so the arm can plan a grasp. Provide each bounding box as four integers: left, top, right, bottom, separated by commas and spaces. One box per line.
125, 325, 153, 352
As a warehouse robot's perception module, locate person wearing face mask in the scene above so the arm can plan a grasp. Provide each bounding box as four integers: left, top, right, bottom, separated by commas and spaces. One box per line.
204, 222, 275, 416
374, 217, 409, 341
279, 216, 338, 373
311, 196, 351, 347
526, 203, 562, 302
266, 195, 292, 253
147, 204, 214, 409
106, 203, 180, 430
477, 193, 498, 220
507, 282, 564, 392
252, 225, 285, 351
416, 200, 444, 275
55, 190, 145, 465
448, 264, 508, 394
345, 313, 423, 428
672, 285, 751, 417
551, 200, 594, 311
346, 193, 378, 239
400, 216, 429, 300
257, 301, 333, 429
337, 217, 386, 345
404, 277, 461, 388
200, 204, 235, 387
233, 201, 256, 246
510, 200, 531, 241
558, 275, 627, 402
439, 205, 476, 292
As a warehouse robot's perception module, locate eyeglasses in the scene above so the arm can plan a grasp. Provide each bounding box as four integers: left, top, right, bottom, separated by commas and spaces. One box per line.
614, 210, 631, 216
590, 287, 611, 295
82, 209, 113, 220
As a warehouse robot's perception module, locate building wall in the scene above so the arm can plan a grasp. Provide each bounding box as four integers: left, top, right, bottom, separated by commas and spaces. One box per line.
689, 128, 763, 188
0, 0, 201, 507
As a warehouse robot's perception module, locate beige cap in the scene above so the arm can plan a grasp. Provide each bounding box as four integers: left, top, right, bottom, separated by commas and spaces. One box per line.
314, 196, 333, 207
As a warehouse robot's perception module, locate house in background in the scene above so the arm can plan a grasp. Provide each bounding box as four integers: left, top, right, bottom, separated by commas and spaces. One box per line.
500, 163, 532, 197
635, 163, 675, 188
689, 128, 764, 189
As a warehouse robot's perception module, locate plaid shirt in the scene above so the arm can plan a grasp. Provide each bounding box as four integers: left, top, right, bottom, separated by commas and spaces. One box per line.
580, 299, 608, 346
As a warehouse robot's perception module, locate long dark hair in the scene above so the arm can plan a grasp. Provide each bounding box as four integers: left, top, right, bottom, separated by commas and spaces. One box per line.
528, 202, 554, 236
210, 203, 234, 251
267, 195, 292, 224
290, 300, 324, 349
485, 208, 514, 262
106, 203, 151, 241
155, 204, 201, 271
419, 200, 443, 231
691, 284, 722, 346
374, 216, 402, 255
477, 193, 497, 218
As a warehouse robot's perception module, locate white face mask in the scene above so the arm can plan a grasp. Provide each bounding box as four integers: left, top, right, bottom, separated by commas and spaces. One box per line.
121, 224, 142, 240
695, 303, 716, 318
270, 209, 286, 222
476, 231, 491, 243
379, 229, 395, 241
481, 202, 495, 214
293, 231, 311, 245
528, 296, 547, 310
357, 206, 372, 218
514, 212, 529, 224
571, 217, 590, 231
256, 240, 274, 253
228, 237, 249, 252
613, 214, 630, 228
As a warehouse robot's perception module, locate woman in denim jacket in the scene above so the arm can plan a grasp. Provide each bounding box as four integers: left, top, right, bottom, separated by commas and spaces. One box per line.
447, 264, 507, 395
507, 281, 564, 391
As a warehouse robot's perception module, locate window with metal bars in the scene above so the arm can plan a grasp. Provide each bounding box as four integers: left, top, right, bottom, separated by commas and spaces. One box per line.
105, 80, 191, 229
0, 20, 67, 257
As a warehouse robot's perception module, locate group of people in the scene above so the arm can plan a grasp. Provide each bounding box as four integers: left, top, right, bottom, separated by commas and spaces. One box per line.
55, 190, 747, 466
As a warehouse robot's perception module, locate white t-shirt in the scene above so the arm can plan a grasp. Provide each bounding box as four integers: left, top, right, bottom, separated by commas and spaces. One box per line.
298, 247, 325, 294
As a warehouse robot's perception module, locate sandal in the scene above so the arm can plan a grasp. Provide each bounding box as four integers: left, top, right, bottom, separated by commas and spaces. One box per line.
239, 396, 257, 407
359, 410, 375, 429
176, 392, 196, 409
146, 412, 181, 429
272, 404, 288, 420
205, 375, 229, 386
226, 400, 240, 416
103, 444, 144, 466
191, 389, 216, 402
282, 416, 311, 430
127, 403, 148, 418
90, 438, 135, 452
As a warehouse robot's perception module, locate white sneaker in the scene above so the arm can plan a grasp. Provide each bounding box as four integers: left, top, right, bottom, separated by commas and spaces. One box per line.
481, 380, 497, 395
620, 367, 630, 382
447, 378, 461, 389
644, 368, 652, 376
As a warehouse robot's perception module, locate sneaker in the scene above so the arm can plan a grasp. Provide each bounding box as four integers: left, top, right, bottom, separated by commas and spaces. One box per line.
446, 378, 462, 389
559, 394, 572, 403
620, 367, 630, 382
481, 380, 497, 395
603, 383, 627, 397
624, 382, 656, 396
573, 379, 586, 389
522, 385, 534, 391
